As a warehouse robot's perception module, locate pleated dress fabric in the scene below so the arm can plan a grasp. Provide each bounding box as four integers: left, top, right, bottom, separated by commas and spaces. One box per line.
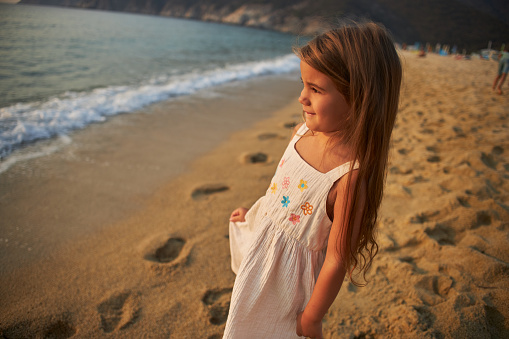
224, 123, 359, 338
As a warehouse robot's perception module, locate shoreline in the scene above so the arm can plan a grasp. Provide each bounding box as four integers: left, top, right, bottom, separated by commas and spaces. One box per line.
0, 73, 301, 275
1, 52, 508, 338
0, 84, 304, 338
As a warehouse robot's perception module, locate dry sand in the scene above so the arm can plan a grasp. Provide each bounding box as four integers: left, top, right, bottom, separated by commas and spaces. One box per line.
1, 51, 508, 338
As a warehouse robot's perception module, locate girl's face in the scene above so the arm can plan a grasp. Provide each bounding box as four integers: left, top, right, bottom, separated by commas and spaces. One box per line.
299, 61, 350, 134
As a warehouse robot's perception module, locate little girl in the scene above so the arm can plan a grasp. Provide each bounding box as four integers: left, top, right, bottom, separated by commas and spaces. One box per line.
224, 22, 402, 338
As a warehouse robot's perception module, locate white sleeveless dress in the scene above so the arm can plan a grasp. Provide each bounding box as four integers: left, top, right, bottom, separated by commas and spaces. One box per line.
224, 124, 359, 338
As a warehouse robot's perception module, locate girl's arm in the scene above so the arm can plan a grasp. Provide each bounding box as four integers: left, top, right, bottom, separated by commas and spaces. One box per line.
297, 171, 365, 338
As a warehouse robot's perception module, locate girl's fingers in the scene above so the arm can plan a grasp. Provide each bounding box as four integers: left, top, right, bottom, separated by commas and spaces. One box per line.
230, 209, 241, 221
230, 207, 248, 222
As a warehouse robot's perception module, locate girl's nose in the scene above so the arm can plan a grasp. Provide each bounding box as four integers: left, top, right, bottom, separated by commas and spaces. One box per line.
298, 89, 310, 106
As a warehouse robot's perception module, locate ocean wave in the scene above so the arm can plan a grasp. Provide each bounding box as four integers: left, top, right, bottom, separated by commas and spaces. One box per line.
0, 135, 72, 174
0, 54, 300, 160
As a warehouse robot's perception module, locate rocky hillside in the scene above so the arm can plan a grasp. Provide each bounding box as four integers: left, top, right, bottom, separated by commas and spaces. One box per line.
18, 0, 509, 52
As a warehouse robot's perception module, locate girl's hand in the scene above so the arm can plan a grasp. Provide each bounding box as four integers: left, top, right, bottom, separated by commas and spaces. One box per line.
229, 207, 248, 222
296, 311, 323, 339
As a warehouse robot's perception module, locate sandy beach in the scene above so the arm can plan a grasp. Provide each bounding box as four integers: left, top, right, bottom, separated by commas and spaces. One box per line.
1, 51, 508, 338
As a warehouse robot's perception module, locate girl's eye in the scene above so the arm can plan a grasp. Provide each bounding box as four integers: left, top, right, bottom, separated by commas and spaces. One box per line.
300, 78, 320, 94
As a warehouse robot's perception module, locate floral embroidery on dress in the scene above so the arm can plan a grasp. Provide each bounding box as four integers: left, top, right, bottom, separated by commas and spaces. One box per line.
289, 213, 300, 225
281, 196, 290, 208
279, 159, 285, 168
298, 179, 308, 192
270, 183, 277, 194
282, 177, 290, 189
301, 202, 313, 215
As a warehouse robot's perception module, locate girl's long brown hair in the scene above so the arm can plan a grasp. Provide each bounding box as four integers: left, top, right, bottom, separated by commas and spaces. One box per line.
294, 22, 402, 286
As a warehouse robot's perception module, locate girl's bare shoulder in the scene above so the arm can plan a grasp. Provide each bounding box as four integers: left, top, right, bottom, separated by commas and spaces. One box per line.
334, 169, 367, 208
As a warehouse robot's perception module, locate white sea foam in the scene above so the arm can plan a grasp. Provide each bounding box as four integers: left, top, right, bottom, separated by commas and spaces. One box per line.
0, 134, 72, 174
0, 54, 300, 160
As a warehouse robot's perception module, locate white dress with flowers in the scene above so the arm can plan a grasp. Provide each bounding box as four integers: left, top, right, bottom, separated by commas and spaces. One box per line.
223, 124, 359, 338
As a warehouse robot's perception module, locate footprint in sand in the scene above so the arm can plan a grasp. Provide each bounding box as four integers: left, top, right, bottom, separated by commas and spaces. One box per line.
202, 288, 233, 326
472, 210, 492, 229
97, 291, 141, 333
409, 175, 429, 184
240, 152, 268, 164
399, 256, 427, 274
143, 235, 192, 272
424, 223, 456, 245
420, 128, 434, 135
427, 155, 441, 163
491, 145, 504, 155
347, 282, 358, 293
480, 152, 497, 169
456, 196, 471, 208
153, 237, 186, 263
413, 306, 434, 332
257, 133, 279, 140
452, 126, 466, 138
389, 166, 413, 175
191, 184, 229, 200
1, 317, 76, 339
426, 146, 438, 153
43, 320, 76, 339
415, 275, 454, 306
283, 121, 298, 129
410, 211, 440, 224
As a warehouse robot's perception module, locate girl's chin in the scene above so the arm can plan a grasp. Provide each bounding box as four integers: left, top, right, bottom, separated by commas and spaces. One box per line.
304, 121, 321, 131
305, 122, 340, 134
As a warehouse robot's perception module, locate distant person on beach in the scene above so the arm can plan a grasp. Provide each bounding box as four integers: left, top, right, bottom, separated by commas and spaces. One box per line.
493, 47, 509, 95
224, 22, 402, 338
418, 46, 426, 57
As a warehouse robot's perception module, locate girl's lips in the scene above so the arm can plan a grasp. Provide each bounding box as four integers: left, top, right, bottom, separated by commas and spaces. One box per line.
304, 111, 316, 115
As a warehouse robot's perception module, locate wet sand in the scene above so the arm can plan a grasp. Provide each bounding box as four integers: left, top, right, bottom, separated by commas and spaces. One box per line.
0, 74, 300, 275
1, 52, 508, 338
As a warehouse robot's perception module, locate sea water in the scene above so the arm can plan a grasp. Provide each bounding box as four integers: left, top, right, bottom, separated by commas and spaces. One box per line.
0, 3, 301, 161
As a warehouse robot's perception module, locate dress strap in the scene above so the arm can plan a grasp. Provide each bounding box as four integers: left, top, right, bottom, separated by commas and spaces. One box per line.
327, 161, 360, 182
291, 123, 309, 144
